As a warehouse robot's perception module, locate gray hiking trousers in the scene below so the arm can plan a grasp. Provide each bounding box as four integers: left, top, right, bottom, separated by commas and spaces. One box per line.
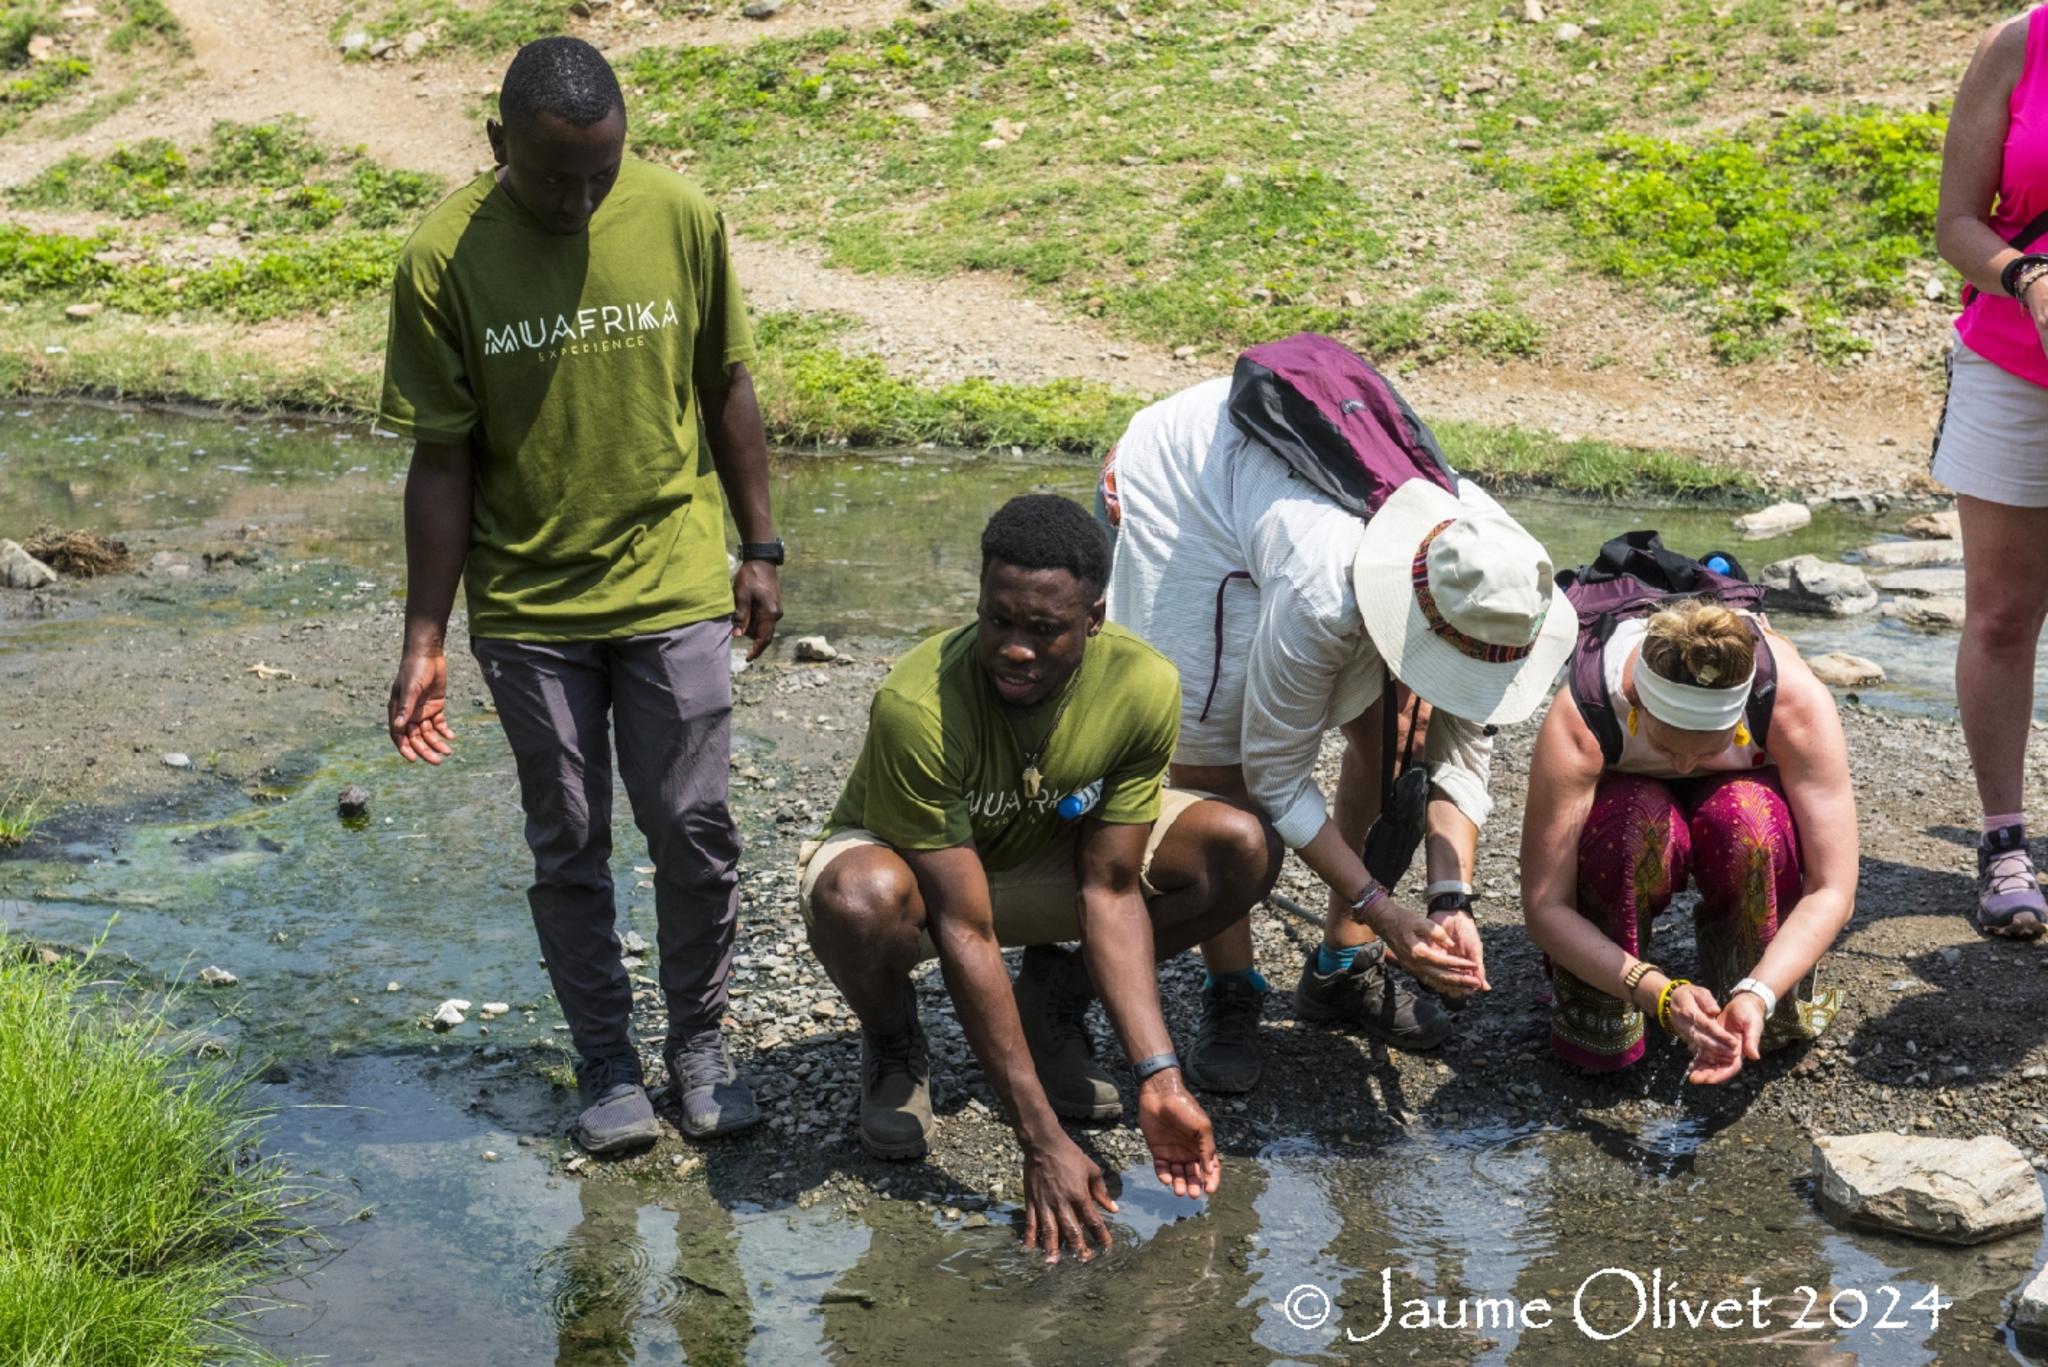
472, 618, 739, 1062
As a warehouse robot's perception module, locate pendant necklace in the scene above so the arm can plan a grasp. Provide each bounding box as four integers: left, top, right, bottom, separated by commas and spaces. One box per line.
1014, 676, 1079, 801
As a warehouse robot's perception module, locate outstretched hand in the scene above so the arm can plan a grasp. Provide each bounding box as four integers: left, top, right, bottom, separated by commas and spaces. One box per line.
1020, 1135, 1117, 1264
388, 649, 453, 764
1668, 985, 1743, 1085
1136, 1074, 1221, 1199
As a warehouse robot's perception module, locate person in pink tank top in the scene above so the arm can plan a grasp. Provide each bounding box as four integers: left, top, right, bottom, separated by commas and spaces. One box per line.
1935, 6, 2048, 937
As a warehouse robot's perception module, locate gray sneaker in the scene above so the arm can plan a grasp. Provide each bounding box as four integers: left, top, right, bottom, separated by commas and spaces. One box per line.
664, 1030, 760, 1139
1013, 945, 1121, 1121
574, 1052, 662, 1154
1184, 974, 1265, 1094
1292, 942, 1451, 1051
859, 1010, 934, 1160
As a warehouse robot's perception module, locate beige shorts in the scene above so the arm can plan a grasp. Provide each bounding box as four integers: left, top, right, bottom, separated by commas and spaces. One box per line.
796, 789, 1206, 960
1933, 337, 2048, 507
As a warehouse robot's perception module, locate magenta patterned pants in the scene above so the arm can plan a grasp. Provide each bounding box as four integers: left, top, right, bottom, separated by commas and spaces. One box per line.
1549, 770, 1837, 1071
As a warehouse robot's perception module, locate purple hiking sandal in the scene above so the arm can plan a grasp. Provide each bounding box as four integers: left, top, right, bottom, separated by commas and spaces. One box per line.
1976, 824, 2048, 939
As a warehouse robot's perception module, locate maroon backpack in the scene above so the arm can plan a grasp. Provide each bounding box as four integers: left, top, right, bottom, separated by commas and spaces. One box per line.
1558, 531, 1777, 765
1226, 332, 1458, 517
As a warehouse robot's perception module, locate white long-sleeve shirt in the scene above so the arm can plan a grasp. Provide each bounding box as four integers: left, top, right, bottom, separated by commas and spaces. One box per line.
1104, 378, 1497, 850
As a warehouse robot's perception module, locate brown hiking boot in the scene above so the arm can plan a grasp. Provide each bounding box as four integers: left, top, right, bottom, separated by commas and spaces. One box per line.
1292, 941, 1451, 1050
1013, 945, 1121, 1121
859, 1008, 933, 1161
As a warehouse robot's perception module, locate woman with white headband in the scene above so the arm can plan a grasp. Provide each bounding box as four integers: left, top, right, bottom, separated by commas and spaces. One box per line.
1519, 597, 1856, 1082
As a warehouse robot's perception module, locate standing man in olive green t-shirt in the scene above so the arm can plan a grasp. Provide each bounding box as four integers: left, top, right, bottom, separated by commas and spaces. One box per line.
799, 495, 1282, 1264
380, 37, 780, 1153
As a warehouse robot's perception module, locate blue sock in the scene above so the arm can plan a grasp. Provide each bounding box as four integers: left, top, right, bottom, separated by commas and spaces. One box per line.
1202, 968, 1270, 993
1316, 943, 1363, 975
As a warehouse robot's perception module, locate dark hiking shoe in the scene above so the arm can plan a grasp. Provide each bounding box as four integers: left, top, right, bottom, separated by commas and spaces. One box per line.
574, 1052, 661, 1154
859, 1011, 934, 1161
1013, 945, 1121, 1121
1292, 941, 1452, 1051
664, 1031, 760, 1139
1184, 974, 1266, 1094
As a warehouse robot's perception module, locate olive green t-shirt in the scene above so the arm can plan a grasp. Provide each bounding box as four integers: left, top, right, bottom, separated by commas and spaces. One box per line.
824, 622, 1181, 873
376, 158, 755, 641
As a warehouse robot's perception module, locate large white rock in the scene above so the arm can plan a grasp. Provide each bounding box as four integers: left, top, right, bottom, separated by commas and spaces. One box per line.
1758, 556, 1877, 616
1733, 501, 1812, 539
1807, 652, 1885, 688
0, 540, 56, 590
431, 998, 471, 1030
1862, 538, 1963, 569
1814, 1133, 2045, 1245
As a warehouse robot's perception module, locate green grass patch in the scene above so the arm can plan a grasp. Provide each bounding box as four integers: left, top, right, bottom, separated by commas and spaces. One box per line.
1436, 418, 1762, 500
108, 0, 187, 54
0, 222, 403, 322
752, 310, 1134, 451
1513, 106, 1943, 361
0, 936, 292, 1364
0, 773, 49, 847
11, 119, 444, 234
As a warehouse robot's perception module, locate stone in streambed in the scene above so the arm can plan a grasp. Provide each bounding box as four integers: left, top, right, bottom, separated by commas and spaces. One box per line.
794, 636, 839, 663
198, 965, 239, 987
1733, 501, 1812, 539
1881, 597, 1966, 631
1758, 556, 1876, 617
337, 785, 371, 819
0, 540, 57, 590
1902, 509, 1961, 540
2015, 1263, 2048, 1345
1872, 567, 1965, 598
432, 998, 471, 1029
1807, 652, 1885, 688
1861, 538, 1963, 569
1814, 1133, 2044, 1245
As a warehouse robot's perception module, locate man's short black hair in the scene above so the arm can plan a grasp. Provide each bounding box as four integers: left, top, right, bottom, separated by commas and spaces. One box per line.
500, 36, 626, 130
980, 494, 1111, 597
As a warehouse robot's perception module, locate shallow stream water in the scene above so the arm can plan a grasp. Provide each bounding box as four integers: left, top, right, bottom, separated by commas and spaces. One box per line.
2, 402, 2045, 1365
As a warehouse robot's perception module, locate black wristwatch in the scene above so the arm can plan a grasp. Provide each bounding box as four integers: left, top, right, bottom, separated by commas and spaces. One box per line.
1427, 891, 1476, 917
739, 539, 785, 566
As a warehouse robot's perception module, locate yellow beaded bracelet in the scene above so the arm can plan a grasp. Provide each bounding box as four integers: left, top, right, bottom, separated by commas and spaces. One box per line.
1655, 978, 1691, 1035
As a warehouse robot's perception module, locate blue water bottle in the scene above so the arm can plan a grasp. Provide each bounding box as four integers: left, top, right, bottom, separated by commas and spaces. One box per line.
1058, 780, 1104, 822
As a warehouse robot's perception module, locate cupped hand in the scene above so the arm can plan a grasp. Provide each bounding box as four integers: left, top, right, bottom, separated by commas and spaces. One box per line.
1136, 1074, 1221, 1199
1668, 985, 1742, 1084
2027, 276, 2048, 363
1020, 1136, 1116, 1265
732, 560, 783, 662
1375, 903, 1483, 995
1426, 907, 1491, 995
388, 649, 453, 764
1690, 989, 1767, 1085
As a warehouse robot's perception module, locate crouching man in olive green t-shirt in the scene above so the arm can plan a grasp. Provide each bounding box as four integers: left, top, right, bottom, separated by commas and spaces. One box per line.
378, 38, 782, 1154
798, 495, 1281, 1264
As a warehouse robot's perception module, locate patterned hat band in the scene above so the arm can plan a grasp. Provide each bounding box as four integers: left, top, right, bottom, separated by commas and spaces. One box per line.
1409, 519, 1545, 665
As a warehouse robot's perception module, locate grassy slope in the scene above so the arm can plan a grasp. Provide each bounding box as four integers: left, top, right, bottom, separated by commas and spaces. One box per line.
4, 0, 1971, 493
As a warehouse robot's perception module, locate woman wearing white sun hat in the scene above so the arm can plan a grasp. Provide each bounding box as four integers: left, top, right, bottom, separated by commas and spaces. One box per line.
1100, 367, 1575, 1093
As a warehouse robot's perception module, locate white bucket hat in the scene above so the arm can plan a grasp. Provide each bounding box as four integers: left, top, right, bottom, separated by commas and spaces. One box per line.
1352, 480, 1576, 727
